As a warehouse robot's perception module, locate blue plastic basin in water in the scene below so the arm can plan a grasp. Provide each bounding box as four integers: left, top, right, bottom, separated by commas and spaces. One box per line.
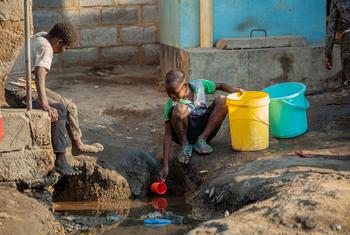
144, 219, 172, 225
262, 82, 310, 138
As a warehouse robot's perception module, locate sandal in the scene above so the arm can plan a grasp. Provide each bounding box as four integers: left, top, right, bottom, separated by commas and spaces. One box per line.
178, 144, 193, 164
194, 138, 213, 154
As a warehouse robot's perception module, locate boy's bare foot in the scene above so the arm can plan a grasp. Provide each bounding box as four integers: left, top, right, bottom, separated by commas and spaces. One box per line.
178, 144, 192, 164
55, 153, 79, 176
71, 141, 104, 156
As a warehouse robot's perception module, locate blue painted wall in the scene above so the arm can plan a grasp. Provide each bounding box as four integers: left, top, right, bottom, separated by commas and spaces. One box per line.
160, 0, 326, 48
160, 0, 180, 47
179, 0, 200, 48
213, 0, 326, 44
160, 0, 199, 48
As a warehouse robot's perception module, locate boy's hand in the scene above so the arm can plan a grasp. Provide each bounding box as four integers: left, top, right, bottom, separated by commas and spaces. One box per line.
324, 55, 333, 70
234, 88, 245, 94
43, 105, 58, 122
159, 165, 169, 181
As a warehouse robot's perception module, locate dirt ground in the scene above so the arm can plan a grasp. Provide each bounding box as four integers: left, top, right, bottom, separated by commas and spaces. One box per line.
46, 65, 350, 234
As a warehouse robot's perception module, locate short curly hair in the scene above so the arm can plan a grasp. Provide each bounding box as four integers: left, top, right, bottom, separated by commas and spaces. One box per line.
48, 22, 78, 46
165, 69, 186, 86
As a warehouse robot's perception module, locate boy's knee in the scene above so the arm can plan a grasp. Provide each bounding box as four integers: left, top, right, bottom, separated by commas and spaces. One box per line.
51, 103, 67, 120
216, 95, 227, 106
173, 103, 189, 119
67, 101, 77, 113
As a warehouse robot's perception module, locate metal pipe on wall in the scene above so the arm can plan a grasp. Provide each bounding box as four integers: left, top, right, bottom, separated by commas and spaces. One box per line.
24, 0, 32, 111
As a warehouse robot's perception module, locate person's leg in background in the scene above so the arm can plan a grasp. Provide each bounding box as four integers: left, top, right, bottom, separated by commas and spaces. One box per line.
341, 33, 350, 87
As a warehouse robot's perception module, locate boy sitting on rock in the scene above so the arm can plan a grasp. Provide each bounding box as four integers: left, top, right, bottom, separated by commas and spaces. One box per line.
4, 22, 104, 175
159, 70, 244, 179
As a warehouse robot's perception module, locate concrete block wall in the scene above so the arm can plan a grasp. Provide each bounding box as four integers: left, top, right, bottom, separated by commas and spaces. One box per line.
32, 0, 160, 67
0, 0, 32, 104
0, 109, 55, 182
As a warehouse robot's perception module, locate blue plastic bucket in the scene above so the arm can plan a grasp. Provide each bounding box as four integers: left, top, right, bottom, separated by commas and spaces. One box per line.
262, 82, 310, 138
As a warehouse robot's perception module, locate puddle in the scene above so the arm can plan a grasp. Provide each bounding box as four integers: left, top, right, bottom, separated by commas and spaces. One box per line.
54, 197, 200, 235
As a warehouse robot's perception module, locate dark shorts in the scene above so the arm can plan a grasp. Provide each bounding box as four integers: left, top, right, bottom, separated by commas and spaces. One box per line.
169, 107, 220, 145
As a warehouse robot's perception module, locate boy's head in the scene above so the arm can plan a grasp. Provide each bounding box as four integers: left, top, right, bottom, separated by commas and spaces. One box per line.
165, 70, 188, 101
48, 22, 78, 53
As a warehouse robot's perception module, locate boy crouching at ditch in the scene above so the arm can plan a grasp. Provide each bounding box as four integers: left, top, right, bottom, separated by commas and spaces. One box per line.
159, 70, 244, 179
4, 22, 104, 175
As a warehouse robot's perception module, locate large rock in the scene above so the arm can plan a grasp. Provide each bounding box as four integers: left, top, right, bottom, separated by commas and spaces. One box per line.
0, 109, 54, 183
96, 144, 160, 197
0, 185, 65, 235
189, 156, 350, 234
54, 156, 131, 201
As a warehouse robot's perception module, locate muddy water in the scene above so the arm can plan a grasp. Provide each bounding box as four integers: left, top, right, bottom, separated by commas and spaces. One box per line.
54, 197, 200, 235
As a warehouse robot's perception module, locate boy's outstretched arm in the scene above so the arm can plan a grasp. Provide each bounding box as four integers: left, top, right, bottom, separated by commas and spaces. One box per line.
34, 66, 58, 121
160, 121, 172, 180
215, 82, 244, 94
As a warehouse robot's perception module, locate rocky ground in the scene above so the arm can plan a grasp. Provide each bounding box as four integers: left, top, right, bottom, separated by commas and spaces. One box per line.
1, 65, 349, 234
0, 185, 65, 235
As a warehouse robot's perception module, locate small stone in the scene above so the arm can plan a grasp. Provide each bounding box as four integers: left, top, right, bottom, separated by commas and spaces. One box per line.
199, 170, 209, 174
151, 129, 158, 133
94, 85, 99, 88
64, 215, 75, 222
126, 136, 133, 140
106, 214, 120, 222
224, 210, 230, 218
332, 224, 342, 230
209, 187, 215, 198
0, 212, 10, 219
226, 163, 234, 168
205, 189, 210, 194
215, 194, 224, 204
96, 71, 107, 77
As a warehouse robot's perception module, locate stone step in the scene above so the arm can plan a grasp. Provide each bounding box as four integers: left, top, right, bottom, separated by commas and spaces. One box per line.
0, 109, 54, 182
216, 36, 308, 50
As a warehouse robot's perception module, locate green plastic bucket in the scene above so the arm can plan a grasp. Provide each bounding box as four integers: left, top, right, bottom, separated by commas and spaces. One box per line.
262, 82, 310, 138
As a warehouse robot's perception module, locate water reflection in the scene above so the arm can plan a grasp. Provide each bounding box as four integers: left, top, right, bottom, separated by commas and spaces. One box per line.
54, 197, 200, 235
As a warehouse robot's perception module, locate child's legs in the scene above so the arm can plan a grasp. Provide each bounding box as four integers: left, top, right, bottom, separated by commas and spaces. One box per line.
45, 88, 83, 142
199, 95, 228, 140
170, 103, 190, 145
50, 103, 68, 154
170, 106, 215, 145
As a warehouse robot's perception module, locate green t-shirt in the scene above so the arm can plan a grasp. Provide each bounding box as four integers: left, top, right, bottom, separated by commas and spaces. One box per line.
163, 79, 216, 121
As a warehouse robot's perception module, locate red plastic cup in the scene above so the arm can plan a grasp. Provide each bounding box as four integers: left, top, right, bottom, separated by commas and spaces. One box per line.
150, 181, 167, 195
152, 197, 168, 211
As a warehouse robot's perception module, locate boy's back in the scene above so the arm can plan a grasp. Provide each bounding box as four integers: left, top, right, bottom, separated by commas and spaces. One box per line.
5, 32, 53, 92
